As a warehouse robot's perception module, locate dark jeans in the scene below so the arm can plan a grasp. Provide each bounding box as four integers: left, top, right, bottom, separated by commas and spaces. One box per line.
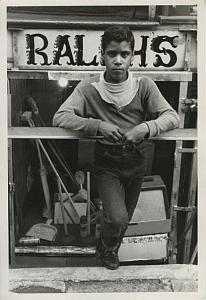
94, 141, 147, 249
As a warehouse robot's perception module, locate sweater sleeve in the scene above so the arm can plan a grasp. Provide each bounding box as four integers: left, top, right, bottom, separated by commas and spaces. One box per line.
141, 77, 180, 137
53, 84, 101, 136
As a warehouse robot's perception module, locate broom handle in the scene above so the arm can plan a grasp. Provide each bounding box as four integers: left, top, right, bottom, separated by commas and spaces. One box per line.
57, 177, 69, 236
27, 96, 78, 190
28, 120, 52, 220
38, 139, 79, 224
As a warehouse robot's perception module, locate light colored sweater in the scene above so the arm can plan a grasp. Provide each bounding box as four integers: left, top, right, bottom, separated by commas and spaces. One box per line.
53, 75, 180, 144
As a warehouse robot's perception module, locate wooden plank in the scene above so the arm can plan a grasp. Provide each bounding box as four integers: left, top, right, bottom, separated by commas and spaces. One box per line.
8, 86, 16, 267
15, 245, 95, 256
12, 31, 19, 69
148, 6, 156, 21
15, 234, 167, 257
183, 140, 197, 263
184, 32, 192, 71
7, 18, 159, 29
8, 127, 103, 140
158, 16, 197, 24
179, 25, 197, 32
150, 129, 197, 141
8, 127, 197, 141
7, 70, 193, 82
168, 81, 188, 264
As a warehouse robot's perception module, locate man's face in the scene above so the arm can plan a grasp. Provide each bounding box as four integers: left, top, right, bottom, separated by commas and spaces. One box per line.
102, 40, 133, 84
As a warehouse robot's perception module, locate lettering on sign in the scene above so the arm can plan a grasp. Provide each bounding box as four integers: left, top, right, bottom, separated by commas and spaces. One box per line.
12, 30, 186, 70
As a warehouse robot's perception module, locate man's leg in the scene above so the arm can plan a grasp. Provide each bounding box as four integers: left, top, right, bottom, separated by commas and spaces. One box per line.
95, 168, 128, 269
118, 153, 147, 247
125, 175, 145, 222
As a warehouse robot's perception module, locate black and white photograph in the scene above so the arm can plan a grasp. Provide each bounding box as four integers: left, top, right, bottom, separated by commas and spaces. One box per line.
0, 0, 205, 297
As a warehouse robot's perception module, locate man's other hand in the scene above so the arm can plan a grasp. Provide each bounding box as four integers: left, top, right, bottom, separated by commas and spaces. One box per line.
123, 123, 149, 144
98, 121, 123, 143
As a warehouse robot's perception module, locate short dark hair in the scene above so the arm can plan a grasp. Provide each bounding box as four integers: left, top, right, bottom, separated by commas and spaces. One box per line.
101, 25, 135, 53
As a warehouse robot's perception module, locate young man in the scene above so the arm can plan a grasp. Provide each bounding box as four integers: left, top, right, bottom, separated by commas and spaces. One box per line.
53, 26, 179, 270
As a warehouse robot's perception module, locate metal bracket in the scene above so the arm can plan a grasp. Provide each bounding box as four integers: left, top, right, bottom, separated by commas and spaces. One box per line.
177, 148, 197, 153
173, 205, 196, 212
181, 98, 197, 113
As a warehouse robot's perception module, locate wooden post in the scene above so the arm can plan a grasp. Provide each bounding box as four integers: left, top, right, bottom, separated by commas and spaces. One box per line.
184, 32, 192, 71
12, 31, 19, 69
168, 81, 188, 263
148, 6, 156, 21
8, 79, 16, 266
87, 172, 91, 236
183, 140, 197, 263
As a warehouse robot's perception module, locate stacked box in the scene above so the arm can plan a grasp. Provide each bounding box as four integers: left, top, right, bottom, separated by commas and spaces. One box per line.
119, 175, 170, 262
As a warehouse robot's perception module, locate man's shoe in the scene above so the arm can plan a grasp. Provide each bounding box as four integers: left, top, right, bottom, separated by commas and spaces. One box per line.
95, 234, 120, 270
101, 250, 120, 270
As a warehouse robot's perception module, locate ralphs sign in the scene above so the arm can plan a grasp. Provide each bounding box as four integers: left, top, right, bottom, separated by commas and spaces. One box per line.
11, 29, 187, 70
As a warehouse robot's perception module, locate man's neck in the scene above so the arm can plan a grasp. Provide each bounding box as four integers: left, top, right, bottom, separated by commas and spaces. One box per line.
104, 71, 129, 84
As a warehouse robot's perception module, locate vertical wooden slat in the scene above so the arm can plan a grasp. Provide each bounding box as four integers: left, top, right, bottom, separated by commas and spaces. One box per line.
12, 31, 19, 69
168, 81, 188, 263
8, 79, 16, 266
183, 140, 197, 263
184, 32, 192, 71
148, 6, 156, 21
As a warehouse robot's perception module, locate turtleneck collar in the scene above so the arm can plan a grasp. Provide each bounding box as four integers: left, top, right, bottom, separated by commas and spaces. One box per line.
92, 71, 140, 109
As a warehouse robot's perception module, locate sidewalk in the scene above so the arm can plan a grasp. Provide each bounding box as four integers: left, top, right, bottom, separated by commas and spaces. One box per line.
9, 264, 198, 293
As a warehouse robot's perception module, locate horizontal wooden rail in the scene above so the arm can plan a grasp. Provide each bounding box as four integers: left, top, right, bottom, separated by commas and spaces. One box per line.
7, 70, 193, 82
158, 16, 197, 25
7, 16, 159, 30
8, 127, 197, 141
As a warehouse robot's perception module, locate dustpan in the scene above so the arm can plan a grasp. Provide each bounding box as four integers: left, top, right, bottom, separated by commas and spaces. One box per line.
26, 223, 57, 241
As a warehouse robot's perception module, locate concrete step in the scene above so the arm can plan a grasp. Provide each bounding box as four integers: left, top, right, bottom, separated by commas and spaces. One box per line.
9, 264, 198, 293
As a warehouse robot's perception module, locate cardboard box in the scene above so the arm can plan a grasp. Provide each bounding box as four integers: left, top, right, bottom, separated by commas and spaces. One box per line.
54, 201, 87, 225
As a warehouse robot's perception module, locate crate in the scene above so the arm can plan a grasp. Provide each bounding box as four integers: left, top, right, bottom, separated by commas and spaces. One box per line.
125, 175, 170, 236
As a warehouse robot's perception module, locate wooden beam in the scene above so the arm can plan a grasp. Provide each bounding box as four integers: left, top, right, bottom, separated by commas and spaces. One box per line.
158, 16, 197, 25
8, 88, 16, 267
148, 6, 156, 21
168, 81, 188, 264
7, 70, 193, 82
8, 127, 197, 141
7, 18, 159, 30
183, 141, 197, 263
12, 31, 19, 69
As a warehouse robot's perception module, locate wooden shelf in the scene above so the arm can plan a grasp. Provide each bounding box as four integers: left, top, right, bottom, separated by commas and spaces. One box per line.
8, 127, 197, 141
7, 70, 193, 82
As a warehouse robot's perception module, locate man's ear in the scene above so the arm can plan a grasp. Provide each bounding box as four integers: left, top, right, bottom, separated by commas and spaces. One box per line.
100, 55, 105, 66
130, 56, 134, 67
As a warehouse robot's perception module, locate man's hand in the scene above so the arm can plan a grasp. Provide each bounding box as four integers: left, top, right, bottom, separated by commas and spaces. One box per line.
98, 121, 123, 143
123, 123, 149, 144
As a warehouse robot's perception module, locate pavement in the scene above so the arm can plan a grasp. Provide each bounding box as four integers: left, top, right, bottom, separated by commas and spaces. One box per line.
9, 264, 198, 293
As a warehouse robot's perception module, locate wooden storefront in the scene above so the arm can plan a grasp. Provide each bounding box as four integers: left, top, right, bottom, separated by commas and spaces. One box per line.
7, 5, 197, 267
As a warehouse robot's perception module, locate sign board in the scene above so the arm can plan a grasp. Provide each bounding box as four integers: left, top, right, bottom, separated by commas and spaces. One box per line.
8, 29, 190, 71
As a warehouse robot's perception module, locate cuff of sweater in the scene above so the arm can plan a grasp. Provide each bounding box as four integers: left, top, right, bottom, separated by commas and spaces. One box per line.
87, 118, 102, 136
143, 120, 157, 138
